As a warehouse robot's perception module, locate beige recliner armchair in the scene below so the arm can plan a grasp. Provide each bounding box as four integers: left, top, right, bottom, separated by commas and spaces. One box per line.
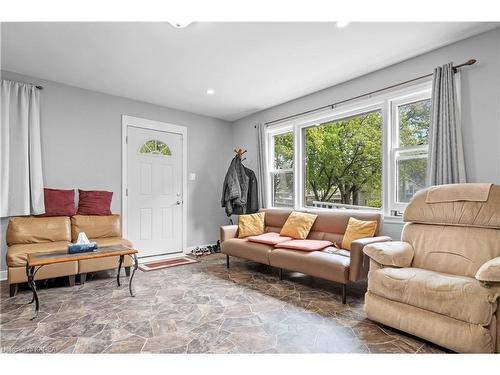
363, 183, 500, 353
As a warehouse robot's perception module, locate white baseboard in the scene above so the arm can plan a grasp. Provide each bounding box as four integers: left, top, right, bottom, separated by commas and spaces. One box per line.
0, 270, 7, 281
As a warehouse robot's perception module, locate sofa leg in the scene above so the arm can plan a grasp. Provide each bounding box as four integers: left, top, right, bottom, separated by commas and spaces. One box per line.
279, 268, 283, 280
125, 267, 131, 277
80, 273, 87, 284
9, 283, 18, 297
342, 284, 347, 304
68, 275, 76, 287
226, 254, 230, 269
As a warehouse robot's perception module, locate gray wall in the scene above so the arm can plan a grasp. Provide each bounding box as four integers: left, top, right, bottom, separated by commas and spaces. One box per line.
2, 27, 500, 272
231, 27, 500, 238
1, 70, 234, 271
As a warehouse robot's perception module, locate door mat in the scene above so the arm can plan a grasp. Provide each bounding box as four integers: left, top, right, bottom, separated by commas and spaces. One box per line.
139, 257, 199, 272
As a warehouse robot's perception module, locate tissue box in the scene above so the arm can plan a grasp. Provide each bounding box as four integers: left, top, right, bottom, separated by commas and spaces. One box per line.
68, 242, 98, 254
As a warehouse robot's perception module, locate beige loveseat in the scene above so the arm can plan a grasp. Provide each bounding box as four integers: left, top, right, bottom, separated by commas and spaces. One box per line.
363, 183, 500, 353
7, 214, 133, 297
220, 208, 391, 303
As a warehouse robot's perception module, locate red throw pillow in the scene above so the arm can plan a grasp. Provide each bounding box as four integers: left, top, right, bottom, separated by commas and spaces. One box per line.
42, 188, 76, 216
247, 232, 293, 245
77, 189, 113, 215
274, 239, 334, 252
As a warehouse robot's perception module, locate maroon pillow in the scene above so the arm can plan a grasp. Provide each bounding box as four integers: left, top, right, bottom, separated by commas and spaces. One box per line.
77, 190, 113, 215
42, 188, 76, 217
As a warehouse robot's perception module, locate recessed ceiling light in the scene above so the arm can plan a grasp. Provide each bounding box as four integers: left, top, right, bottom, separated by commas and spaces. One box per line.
168, 22, 192, 29
336, 21, 351, 28
206, 88, 215, 96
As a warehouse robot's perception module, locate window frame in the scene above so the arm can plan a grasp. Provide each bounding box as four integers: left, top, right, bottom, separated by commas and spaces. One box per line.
267, 125, 294, 208
264, 80, 432, 217
388, 89, 432, 213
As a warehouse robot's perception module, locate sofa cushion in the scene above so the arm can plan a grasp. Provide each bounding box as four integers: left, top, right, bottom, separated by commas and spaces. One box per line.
91, 237, 132, 248
274, 239, 333, 251
79, 253, 134, 274
247, 232, 292, 245
269, 248, 350, 284
238, 212, 265, 238
71, 215, 121, 241
280, 211, 317, 239
221, 238, 273, 265
7, 241, 70, 267
8, 262, 78, 284
368, 267, 498, 326
77, 189, 113, 215
42, 188, 76, 217
7, 216, 71, 245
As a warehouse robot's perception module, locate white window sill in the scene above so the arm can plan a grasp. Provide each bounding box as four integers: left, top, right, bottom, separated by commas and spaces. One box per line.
383, 215, 404, 224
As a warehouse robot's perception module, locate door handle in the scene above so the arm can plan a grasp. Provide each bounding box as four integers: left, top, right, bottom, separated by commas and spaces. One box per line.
176, 200, 182, 205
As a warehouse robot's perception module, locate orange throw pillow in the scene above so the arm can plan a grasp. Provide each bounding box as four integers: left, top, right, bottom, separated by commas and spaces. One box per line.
238, 212, 265, 238
341, 217, 378, 250
280, 211, 318, 239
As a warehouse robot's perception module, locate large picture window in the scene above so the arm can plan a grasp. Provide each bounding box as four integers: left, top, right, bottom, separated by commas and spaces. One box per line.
304, 110, 383, 209
265, 81, 432, 216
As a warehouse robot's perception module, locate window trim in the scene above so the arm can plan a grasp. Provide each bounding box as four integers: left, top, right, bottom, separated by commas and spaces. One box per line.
264, 80, 432, 216
267, 125, 294, 208
388, 88, 432, 212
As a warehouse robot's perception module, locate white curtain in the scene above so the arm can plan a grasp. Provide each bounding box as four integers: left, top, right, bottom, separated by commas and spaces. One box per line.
1, 80, 45, 217
427, 62, 466, 185
256, 122, 268, 208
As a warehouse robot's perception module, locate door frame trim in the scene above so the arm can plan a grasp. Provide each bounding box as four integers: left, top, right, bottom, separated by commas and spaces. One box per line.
121, 115, 188, 255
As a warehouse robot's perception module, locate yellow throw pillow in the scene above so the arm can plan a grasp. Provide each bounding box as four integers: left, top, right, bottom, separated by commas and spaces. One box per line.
341, 217, 378, 250
280, 211, 318, 239
238, 212, 265, 238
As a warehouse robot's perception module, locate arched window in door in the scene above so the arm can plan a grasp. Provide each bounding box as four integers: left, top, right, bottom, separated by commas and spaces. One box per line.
138, 140, 172, 156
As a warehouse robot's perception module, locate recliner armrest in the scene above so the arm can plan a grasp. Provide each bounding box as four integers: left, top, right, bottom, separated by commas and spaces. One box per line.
363, 241, 414, 268
475, 256, 500, 283
220, 225, 238, 242
349, 236, 392, 281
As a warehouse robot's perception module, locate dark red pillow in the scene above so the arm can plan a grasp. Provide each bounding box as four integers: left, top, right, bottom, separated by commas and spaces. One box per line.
77, 190, 113, 215
42, 188, 76, 216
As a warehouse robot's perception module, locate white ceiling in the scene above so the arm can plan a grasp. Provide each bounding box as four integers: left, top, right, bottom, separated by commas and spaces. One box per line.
1, 22, 498, 121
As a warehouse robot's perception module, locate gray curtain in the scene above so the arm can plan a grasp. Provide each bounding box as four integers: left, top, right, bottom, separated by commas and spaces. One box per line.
427, 62, 466, 186
256, 122, 267, 208
1, 80, 45, 217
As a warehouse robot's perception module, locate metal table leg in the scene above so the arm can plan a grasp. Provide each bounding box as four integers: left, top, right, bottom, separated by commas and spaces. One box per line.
117, 254, 124, 286
128, 254, 138, 297
26, 264, 39, 320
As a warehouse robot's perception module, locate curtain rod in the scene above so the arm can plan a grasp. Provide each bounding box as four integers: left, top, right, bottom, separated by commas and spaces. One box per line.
1, 79, 44, 90
263, 59, 477, 127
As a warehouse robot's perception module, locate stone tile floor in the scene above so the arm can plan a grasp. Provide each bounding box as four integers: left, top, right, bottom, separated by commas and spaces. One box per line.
0, 254, 446, 353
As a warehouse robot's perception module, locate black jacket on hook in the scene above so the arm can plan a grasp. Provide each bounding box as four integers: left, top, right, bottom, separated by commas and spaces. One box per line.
244, 166, 258, 214
221, 156, 259, 216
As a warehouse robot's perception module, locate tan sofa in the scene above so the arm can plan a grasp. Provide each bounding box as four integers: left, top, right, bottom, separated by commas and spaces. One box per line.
6, 214, 133, 297
220, 208, 391, 303
363, 184, 500, 353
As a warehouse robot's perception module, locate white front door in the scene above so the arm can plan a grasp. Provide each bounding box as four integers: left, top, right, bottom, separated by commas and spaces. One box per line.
127, 125, 183, 257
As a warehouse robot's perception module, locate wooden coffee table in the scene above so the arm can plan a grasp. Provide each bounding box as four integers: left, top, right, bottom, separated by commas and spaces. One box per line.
26, 245, 139, 320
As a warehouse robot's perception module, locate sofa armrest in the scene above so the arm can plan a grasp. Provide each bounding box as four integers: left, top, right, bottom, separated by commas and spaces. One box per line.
363, 241, 414, 268
220, 225, 238, 243
349, 236, 392, 281
475, 256, 500, 284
